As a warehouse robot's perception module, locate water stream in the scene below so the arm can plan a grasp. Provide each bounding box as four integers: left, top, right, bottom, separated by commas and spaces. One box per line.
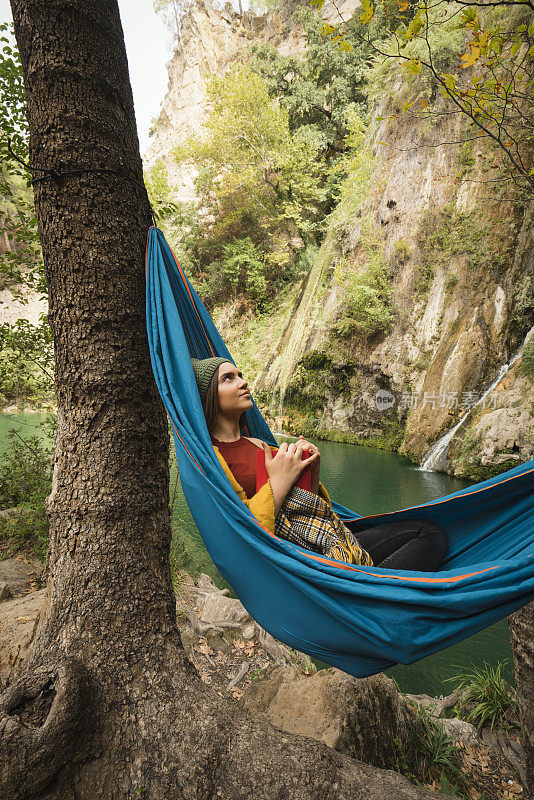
421, 336, 530, 471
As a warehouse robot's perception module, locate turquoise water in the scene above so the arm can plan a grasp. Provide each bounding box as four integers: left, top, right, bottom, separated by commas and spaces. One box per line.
1, 413, 514, 696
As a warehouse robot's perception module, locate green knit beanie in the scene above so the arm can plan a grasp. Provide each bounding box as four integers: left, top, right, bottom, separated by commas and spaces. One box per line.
191, 357, 229, 404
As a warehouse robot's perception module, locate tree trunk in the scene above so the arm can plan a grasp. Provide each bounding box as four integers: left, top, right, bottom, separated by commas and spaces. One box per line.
509, 603, 534, 796
0, 2, 474, 798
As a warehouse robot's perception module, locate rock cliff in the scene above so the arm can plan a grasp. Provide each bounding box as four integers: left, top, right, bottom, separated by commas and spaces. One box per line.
144, 0, 533, 477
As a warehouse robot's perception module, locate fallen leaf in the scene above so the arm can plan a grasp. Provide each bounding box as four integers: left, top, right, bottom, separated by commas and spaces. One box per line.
197, 639, 213, 656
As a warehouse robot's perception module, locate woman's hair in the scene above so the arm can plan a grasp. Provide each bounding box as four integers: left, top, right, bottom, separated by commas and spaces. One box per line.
202, 365, 248, 434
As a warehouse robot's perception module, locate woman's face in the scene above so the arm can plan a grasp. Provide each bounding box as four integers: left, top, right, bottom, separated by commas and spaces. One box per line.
217, 362, 253, 417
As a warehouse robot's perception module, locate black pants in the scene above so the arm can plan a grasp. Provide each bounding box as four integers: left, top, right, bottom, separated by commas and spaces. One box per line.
346, 518, 447, 571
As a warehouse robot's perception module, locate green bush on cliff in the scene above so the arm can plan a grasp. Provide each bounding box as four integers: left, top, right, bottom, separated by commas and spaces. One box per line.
366, 5, 467, 105
332, 222, 395, 340
519, 336, 534, 379
445, 660, 518, 734
172, 63, 331, 301
414, 203, 510, 299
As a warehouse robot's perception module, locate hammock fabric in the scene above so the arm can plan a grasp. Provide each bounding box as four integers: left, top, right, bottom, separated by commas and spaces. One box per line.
145, 226, 534, 678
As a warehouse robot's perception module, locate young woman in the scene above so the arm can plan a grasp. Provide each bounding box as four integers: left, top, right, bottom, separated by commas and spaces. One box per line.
191, 356, 447, 571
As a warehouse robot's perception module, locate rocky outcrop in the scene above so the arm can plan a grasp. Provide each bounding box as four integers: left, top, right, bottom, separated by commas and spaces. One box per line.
143, 0, 361, 193
241, 665, 415, 769
260, 107, 534, 473
0, 556, 45, 691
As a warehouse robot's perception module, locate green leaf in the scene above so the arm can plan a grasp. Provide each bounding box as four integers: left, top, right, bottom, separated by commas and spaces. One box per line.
441, 73, 457, 91
358, 0, 374, 25
511, 40, 521, 56
404, 57, 422, 75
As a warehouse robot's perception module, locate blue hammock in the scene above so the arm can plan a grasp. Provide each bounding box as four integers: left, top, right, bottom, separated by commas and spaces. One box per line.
145, 226, 534, 678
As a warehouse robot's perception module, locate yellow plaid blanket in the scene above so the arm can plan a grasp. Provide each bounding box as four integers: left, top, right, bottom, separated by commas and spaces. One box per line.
275, 486, 374, 566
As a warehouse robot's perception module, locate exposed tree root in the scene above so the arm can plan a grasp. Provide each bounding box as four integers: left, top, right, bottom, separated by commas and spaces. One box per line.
0, 657, 88, 799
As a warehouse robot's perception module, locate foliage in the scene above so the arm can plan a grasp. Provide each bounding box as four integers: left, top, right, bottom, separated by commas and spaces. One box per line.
249, 0, 279, 11
309, 0, 534, 190
393, 705, 466, 794
393, 703, 468, 794
393, 238, 412, 266
519, 334, 534, 378
512, 270, 534, 338
412, 262, 435, 295
166, 12, 385, 306
332, 220, 395, 339
144, 159, 180, 224
174, 63, 328, 236
206, 237, 268, 307
0, 23, 45, 298
445, 660, 518, 732
414, 202, 511, 295
0, 25, 50, 410
455, 425, 483, 474
172, 63, 332, 302
0, 416, 56, 562
248, 6, 381, 169
0, 316, 55, 409
454, 426, 522, 480
324, 110, 376, 230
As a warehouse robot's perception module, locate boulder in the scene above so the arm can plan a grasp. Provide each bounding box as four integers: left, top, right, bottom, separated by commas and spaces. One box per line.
0, 581, 13, 602
200, 593, 251, 625
442, 717, 478, 744
0, 556, 43, 598
241, 664, 416, 769
0, 589, 45, 690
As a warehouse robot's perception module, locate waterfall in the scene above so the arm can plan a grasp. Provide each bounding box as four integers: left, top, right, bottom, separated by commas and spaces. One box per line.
420, 334, 531, 472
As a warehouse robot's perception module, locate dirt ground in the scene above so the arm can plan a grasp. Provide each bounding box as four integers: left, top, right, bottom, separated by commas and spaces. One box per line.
0, 553, 528, 800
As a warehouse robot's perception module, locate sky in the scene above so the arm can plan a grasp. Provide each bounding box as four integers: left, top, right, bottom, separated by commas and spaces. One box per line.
0, 0, 172, 155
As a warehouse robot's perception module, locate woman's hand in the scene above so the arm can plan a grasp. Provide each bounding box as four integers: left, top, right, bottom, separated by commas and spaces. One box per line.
297, 435, 321, 494
262, 441, 319, 517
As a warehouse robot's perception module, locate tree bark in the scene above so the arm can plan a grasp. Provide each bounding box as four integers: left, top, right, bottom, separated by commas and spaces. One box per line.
0, 2, 467, 798
509, 602, 534, 797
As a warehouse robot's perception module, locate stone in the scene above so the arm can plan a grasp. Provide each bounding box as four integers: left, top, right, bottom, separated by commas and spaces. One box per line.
241, 665, 417, 769
0, 581, 13, 602
0, 556, 43, 598
0, 589, 45, 689
200, 594, 251, 625
242, 624, 255, 639
442, 718, 478, 743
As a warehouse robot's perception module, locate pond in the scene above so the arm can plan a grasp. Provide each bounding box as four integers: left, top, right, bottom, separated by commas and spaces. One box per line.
1, 411, 514, 697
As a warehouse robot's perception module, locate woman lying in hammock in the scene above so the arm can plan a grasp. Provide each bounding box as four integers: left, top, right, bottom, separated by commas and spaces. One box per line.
191, 356, 447, 571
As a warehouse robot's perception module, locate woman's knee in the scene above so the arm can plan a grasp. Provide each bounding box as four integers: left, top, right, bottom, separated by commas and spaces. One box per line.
417, 520, 447, 561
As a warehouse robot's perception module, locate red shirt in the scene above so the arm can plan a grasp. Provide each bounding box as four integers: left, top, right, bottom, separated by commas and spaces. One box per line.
210, 436, 262, 499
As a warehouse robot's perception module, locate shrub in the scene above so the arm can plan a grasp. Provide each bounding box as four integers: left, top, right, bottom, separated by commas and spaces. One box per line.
393, 703, 467, 793
445, 660, 518, 733
332, 222, 395, 340
519, 335, 534, 379
207, 237, 268, 307
0, 417, 55, 561
0, 428, 53, 509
